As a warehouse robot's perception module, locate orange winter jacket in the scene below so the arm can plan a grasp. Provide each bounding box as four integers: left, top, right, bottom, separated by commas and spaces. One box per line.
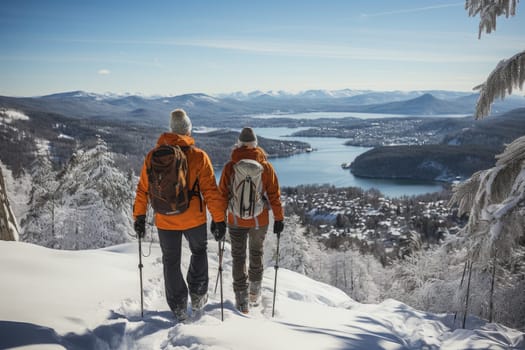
133, 133, 226, 230
219, 146, 284, 228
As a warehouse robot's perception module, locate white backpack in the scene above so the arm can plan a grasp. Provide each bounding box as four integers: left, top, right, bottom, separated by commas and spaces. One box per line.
229, 159, 265, 220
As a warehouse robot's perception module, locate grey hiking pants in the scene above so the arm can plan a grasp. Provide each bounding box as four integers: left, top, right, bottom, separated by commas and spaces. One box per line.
229, 225, 268, 293
158, 224, 208, 312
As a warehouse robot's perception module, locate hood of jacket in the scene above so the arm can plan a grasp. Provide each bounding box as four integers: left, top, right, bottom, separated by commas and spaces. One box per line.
231, 146, 267, 164
156, 132, 195, 148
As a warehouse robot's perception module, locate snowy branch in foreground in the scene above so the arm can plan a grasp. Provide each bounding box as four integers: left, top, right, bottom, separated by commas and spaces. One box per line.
465, 0, 523, 119
473, 50, 525, 119
450, 135, 525, 264
465, 0, 519, 38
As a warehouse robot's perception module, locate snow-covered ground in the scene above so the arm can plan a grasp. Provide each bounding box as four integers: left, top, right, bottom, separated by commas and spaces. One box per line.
0, 240, 523, 350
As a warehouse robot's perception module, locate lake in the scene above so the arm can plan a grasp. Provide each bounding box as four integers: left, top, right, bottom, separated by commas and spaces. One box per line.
216, 126, 444, 198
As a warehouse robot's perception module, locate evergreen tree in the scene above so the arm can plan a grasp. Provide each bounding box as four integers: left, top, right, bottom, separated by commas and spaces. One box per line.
22, 153, 58, 244
23, 136, 135, 249
441, 0, 525, 328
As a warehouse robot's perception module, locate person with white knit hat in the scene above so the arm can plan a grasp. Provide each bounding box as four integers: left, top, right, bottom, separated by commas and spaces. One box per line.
169, 109, 192, 135
217, 127, 284, 313
133, 108, 226, 321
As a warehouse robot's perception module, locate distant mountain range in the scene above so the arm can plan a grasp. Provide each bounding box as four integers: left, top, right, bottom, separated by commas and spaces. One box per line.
1, 89, 524, 126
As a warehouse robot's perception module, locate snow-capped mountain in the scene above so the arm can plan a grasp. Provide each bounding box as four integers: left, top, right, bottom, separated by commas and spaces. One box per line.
2, 89, 525, 128
219, 89, 473, 102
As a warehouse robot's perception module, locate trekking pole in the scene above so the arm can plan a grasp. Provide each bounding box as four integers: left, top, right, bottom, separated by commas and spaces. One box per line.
214, 241, 225, 294
218, 239, 225, 321
138, 234, 144, 318
272, 232, 281, 318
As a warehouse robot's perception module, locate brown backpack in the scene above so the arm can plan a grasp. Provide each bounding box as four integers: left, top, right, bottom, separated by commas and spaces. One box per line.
146, 144, 200, 215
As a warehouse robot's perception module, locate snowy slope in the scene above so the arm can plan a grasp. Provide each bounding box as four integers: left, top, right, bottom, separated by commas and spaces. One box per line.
0, 240, 523, 350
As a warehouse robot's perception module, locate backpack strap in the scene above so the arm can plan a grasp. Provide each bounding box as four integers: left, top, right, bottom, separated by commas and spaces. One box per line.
180, 145, 203, 213
189, 177, 203, 212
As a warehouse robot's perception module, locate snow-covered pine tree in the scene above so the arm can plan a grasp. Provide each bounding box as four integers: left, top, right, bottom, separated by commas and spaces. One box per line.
23, 136, 135, 249
22, 153, 59, 244
450, 136, 525, 327
265, 215, 320, 276
439, 1, 525, 328
0, 167, 19, 241
55, 136, 135, 249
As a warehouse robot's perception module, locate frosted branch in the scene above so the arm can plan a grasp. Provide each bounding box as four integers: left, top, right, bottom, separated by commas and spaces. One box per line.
465, 0, 519, 38
450, 135, 525, 264
473, 50, 525, 119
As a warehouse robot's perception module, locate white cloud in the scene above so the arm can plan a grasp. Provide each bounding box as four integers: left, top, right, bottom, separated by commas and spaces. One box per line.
98, 69, 111, 75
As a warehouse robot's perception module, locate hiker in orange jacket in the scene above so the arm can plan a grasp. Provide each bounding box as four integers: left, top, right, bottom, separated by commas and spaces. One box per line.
218, 127, 284, 313
133, 109, 226, 321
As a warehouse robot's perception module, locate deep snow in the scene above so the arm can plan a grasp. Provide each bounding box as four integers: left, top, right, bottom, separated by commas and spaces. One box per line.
0, 240, 523, 350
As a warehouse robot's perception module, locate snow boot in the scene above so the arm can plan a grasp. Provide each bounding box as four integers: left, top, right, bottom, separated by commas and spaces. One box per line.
235, 289, 249, 314
249, 280, 262, 306
173, 305, 188, 322
190, 292, 208, 313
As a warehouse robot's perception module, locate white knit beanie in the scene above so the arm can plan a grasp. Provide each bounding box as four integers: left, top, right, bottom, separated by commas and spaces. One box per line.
169, 109, 192, 135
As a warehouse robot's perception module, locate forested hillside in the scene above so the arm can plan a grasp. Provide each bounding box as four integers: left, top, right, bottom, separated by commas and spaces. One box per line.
350, 144, 496, 181
349, 108, 525, 181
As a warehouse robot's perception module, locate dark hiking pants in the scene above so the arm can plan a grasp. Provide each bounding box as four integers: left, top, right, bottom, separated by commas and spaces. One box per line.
158, 224, 208, 312
229, 225, 268, 293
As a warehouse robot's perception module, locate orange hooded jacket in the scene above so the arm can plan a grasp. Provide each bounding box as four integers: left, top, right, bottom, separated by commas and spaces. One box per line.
219, 146, 284, 228
133, 133, 225, 230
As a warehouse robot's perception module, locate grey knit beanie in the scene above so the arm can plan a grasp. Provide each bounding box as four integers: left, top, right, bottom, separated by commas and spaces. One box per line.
169, 109, 192, 135
237, 127, 258, 147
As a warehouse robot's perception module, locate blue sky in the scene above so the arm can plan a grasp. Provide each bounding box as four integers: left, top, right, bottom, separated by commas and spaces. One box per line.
1, 0, 523, 96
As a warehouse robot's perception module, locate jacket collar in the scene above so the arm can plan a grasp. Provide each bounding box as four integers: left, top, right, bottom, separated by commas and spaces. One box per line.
231, 146, 267, 163
156, 132, 195, 147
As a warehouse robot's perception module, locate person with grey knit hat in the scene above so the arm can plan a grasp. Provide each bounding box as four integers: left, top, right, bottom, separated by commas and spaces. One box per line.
237, 127, 258, 147
218, 127, 284, 313
133, 108, 226, 321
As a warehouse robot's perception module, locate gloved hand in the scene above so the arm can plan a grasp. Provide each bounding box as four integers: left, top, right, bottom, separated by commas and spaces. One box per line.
273, 220, 284, 235
134, 215, 146, 238
211, 221, 226, 241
